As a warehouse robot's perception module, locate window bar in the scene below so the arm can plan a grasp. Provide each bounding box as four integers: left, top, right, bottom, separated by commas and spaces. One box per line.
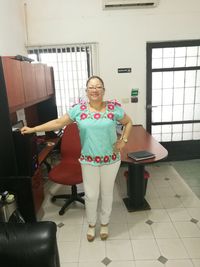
81, 45, 88, 98
59, 48, 66, 115
78, 45, 82, 102
88, 44, 93, 77
182, 72, 186, 140
160, 85, 163, 140
160, 64, 164, 141
195, 46, 199, 66
179, 70, 184, 141
193, 69, 198, 139
55, 47, 63, 116
76, 45, 81, 101
64, 46, 71, 113
194, 46, 200, 139
80, 45, 85, 100
172, 50, 176, 140
73, 45, 79, 104
69, 46, 76, 106
79, 45, 87, 102
172, 71, 175, 141
75, 45, 81, 102
88, 43, 97, 76
78, 45, 83, 101
192, 70, 196, 123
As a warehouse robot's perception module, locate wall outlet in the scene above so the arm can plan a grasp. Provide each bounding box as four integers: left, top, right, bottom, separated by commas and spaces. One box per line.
121, 98, 129, 104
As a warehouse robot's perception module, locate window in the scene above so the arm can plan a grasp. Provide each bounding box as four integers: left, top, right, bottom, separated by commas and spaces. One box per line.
27, 43, 98, 116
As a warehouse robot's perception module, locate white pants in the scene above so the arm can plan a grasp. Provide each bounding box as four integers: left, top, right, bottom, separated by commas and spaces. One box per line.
81, 160, 121, 226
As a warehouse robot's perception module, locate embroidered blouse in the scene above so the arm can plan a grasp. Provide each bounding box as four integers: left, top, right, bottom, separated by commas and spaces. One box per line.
68, 100, 125, 166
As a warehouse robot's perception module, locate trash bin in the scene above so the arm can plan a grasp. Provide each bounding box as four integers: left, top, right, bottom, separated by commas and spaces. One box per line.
0, 191, 25, 223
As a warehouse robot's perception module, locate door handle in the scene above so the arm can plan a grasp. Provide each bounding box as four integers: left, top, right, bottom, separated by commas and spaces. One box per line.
146, 104, 158, 109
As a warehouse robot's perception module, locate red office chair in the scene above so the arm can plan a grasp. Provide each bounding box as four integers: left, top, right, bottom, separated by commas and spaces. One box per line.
48, 123, 85, 215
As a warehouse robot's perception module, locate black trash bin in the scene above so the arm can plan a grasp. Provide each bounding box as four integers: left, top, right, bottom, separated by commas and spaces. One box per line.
0, 191, 25, 223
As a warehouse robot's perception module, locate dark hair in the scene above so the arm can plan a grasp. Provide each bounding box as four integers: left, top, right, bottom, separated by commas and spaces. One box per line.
86, 75, 105, 88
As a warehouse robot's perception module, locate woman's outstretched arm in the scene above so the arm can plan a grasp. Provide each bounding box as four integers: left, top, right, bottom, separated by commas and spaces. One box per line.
21, 114, 73, 134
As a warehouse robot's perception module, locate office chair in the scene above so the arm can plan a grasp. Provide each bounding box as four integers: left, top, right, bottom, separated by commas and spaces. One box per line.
0, 221, 60, 267
48, 123, 85, 215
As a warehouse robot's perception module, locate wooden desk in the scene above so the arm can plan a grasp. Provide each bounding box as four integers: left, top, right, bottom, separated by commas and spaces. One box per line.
38, 137, 60, 166
32, 136, 60, 218
121, 125, 168, 212
0, 136, 61, 223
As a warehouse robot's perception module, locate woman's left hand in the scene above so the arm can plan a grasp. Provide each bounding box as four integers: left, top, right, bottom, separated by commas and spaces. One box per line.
113, 139, 126, 153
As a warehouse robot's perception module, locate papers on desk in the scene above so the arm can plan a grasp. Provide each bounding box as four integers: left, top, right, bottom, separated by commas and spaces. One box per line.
128, 150, 155, 161
36, 131, 46, 136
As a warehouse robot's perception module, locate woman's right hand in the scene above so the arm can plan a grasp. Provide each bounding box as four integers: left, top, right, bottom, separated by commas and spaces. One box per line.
21, 126, 35, 135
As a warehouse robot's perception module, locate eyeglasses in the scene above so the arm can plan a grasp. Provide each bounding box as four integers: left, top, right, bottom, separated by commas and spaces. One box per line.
87, 86, 104, 91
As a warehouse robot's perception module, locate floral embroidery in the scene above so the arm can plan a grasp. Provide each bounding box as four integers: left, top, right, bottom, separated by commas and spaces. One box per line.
103, 156, 109, 163
112, 153, 117, 160
107, 113, 114, 120
71, 99, 86, 108
80, 113, 87, 120
95, 156, 101, 163
108, 103, 115, 110
80, 153, 119, 164
80, 155, 84, 161
108, 99, 121, 107
78, 101, 120, 120
87, 156, 93, 162
80, 104, 87, 110
94, 113, 101, 119
79, 99, 87, 104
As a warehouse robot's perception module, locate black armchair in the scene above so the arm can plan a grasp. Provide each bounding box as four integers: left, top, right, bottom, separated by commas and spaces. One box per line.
0, 221, 60, 267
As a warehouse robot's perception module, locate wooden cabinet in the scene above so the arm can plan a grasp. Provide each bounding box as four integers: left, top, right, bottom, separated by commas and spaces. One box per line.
0, 56, 58, 220
2, 57, 25, 111
45, 66, 55, 96
34, 63, 47, 99
1, 57, 55, 112
21, 61, 37, 104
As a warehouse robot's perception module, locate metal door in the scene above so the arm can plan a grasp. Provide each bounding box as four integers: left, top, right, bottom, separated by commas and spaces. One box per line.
146, 40, 200, 160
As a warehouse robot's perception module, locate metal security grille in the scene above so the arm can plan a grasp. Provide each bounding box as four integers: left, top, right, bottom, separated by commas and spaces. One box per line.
27, 43, 98, 116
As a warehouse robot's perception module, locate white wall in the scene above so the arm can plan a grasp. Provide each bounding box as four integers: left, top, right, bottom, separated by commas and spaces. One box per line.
0, 0, 26, 55
2, 0, 200, 126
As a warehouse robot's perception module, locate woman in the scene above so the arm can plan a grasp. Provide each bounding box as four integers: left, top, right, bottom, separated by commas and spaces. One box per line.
21, 76, 132, 241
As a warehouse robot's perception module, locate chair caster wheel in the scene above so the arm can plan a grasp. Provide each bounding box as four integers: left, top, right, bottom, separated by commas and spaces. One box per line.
59, 210, 64, 215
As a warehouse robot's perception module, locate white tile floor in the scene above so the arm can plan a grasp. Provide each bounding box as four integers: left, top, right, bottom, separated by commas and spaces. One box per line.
41, 163, 200, 267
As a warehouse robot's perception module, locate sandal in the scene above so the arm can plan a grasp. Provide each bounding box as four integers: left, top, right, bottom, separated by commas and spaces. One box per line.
87, 225, 96, 242
100, 224, 109, 240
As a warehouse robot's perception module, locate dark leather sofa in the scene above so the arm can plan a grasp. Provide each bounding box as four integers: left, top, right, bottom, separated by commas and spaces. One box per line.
0, 221, 60, 267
